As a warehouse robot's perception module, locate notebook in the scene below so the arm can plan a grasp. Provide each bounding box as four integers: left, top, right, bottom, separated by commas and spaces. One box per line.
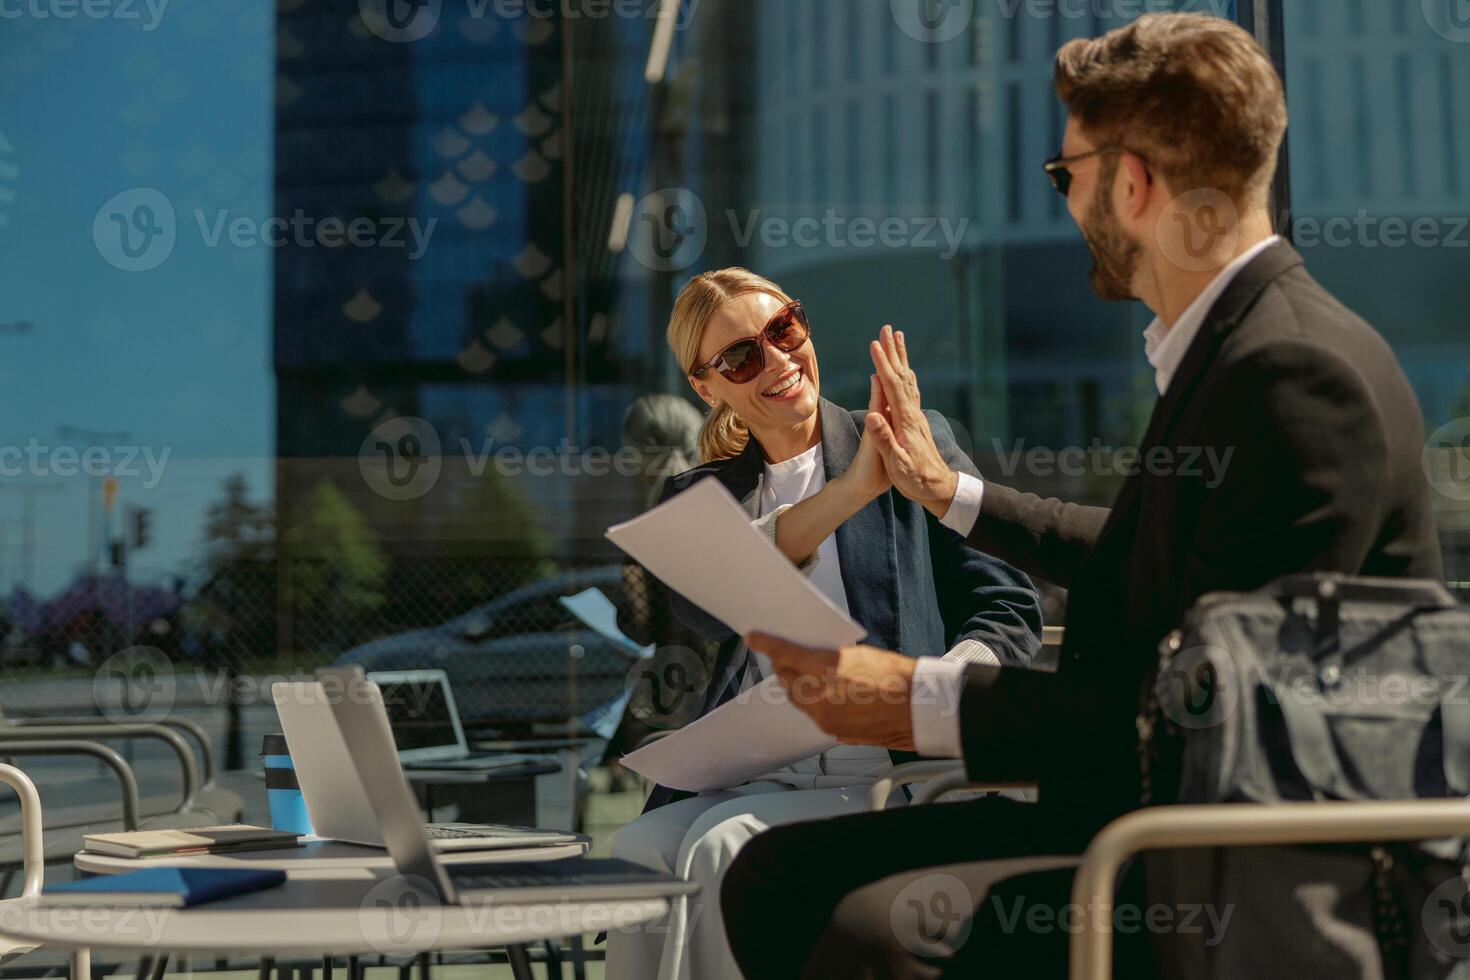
40, 867, 287, 908
83, 824, 301, 859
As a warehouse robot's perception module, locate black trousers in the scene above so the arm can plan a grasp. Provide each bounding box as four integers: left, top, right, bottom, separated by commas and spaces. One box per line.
721, 796, 1153, 980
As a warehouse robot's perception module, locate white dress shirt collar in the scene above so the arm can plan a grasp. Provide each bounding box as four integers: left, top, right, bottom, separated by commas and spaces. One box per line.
1142, 235, 1282, 395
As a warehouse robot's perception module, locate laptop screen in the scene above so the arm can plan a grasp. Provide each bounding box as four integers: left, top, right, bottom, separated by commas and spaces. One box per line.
374, 676, 462, 754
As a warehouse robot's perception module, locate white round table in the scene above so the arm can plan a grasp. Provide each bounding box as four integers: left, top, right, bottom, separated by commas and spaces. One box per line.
2, 878, 667, 957
74, 837, 589, 879
48, 835, 628, 980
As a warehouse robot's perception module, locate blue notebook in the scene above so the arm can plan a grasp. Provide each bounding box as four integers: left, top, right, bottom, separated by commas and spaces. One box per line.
40, 867, 286, 908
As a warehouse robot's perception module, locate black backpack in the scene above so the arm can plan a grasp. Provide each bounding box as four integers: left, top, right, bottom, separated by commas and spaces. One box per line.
1138, 574, 1470, 979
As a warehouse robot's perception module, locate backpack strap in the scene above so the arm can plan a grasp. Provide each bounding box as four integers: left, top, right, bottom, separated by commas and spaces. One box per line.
1440, 695, 1470, 796
1269, 673, 1358, 800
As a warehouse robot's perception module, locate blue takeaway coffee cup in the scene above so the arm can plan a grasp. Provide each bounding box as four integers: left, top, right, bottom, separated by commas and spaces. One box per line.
261, 733, 314, 835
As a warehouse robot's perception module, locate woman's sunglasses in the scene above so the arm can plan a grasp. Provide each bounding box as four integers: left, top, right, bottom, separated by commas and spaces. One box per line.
690, 300, 811, 385
1042, 146, 1126, 197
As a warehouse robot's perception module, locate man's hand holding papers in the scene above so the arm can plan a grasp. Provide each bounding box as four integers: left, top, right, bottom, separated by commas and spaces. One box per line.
744, 633, 917, 751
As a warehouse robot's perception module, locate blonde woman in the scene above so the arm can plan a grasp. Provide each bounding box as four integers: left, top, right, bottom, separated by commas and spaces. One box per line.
608, 268, 1042, 980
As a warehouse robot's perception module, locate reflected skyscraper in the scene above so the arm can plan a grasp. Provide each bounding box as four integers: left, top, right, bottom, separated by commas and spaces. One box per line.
272, 0, 652, 643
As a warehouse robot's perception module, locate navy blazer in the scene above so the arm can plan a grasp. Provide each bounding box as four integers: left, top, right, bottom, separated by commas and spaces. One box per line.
638, 398, 1042, 811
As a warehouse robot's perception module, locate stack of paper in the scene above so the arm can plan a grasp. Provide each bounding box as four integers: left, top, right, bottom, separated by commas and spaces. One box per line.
605, 477, 867, 791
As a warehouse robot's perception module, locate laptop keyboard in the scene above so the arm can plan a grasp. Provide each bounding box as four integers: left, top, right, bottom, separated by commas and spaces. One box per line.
449, 859, 673, 891
426, 824, 545, 840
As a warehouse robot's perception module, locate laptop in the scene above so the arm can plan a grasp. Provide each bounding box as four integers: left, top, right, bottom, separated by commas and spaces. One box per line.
327, 674, 699, 904
271, 679, 579, 853
368, 668, 538, 771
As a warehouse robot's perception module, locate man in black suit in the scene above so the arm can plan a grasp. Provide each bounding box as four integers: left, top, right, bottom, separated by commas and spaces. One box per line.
720, 13, 1444, 979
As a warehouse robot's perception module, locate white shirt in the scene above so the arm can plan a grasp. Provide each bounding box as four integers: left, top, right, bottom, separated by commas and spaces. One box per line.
1141, 235, 1282, 396
759, 444, 850, 622
911, 237, 1282, 757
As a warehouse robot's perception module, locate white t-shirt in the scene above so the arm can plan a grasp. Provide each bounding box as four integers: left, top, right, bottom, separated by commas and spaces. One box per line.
758, 443, 850, 618
747, 442, 891, 785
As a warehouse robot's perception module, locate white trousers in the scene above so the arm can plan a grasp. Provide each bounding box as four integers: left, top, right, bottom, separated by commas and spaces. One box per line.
606, 781, 881, 980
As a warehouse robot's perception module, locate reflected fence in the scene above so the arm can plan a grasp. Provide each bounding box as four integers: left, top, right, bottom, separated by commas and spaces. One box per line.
0, 555, 713, 772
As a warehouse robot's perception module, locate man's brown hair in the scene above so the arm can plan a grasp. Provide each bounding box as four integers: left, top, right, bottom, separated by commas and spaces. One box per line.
1054, 13, 1287, 206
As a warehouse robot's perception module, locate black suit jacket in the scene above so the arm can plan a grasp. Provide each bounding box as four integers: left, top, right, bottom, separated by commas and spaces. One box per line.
955, 242, 1443, 837
635, 398, 1043, 811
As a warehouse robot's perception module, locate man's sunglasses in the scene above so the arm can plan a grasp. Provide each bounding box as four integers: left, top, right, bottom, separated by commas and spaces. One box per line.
1043, 146, 1126, 197
690, 300, 811, 384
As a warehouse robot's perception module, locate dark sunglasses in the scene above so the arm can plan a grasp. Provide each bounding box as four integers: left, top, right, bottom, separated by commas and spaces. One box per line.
690, 300, 811, 384
1043, 146, 1126, 197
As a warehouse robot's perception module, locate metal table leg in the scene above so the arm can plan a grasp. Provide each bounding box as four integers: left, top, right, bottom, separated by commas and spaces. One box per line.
506, 943, 534, 980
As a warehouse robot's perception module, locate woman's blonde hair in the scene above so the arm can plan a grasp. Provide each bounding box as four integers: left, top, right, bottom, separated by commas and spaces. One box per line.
667, 268, 793, 463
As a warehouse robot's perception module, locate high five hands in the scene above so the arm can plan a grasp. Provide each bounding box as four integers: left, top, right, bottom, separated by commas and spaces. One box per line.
746, 325, 964, 752
862, 325, 960, 520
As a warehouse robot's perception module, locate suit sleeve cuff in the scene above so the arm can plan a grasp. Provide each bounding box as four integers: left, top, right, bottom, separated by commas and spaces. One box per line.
942, 637, 1001, 667
910, 658, 967, 758
938, 471, 984, 537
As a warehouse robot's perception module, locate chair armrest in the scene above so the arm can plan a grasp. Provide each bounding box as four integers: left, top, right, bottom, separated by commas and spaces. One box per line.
12, 716, 216, 786
1043, 626, 1065, 647
868, 761, 967, 811
0, 724, 198, 809
1069, 799, 1470, 980
0, 763, 45, 897
868, 761, 1039, 810
911, 771, 1037, 805
0, 740, 141, 831
155, 718, 215, 785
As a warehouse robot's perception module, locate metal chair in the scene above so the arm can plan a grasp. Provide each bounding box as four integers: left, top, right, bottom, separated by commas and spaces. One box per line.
1067, 798, 1470, 980
865, 630, 1470, 980
0, 717, 241, 878
1, 706, 243, 826
0, 762, 91, 979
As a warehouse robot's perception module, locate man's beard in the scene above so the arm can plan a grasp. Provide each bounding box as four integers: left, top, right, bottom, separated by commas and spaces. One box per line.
1082, 160, 1142, 301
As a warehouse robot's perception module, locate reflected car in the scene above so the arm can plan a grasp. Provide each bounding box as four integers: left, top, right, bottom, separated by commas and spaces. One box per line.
333, 566, 639, 731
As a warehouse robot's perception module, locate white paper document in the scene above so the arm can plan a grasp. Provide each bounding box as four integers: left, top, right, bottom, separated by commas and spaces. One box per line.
604, 476, 866, 649
605, 476, 866, 790
559, 587, 651, 657
620, 675, 837, 791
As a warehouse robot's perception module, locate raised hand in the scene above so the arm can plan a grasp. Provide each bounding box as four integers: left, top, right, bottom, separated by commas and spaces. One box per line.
842, 374, 894, 502
865, 325, 959, 518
